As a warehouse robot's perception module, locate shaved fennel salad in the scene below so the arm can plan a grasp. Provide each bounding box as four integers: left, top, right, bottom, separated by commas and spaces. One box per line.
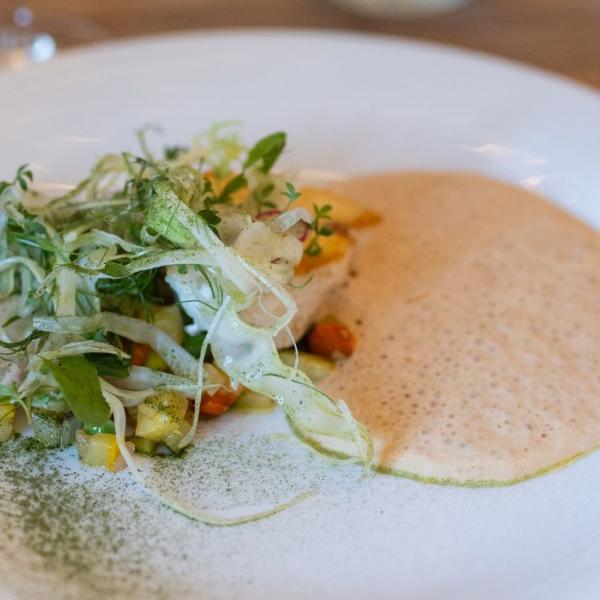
0, 125, 373, 522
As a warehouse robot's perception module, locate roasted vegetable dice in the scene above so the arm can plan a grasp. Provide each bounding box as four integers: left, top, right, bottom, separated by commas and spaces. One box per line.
164, 420, 192, 454
150, 304, 185, 343
0, 404, 16, 443
308, 321, 357, 359
32, 410, 63, 448
279, 350, 335, 382
201, 388, 238, 417
76, 431, 132, 471
131, 435, 158, 456
233, 390, 276, 413
135, 391, 188, 442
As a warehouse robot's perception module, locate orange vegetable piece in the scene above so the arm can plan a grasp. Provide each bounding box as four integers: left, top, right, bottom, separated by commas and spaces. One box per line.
297, 187, 381, 228
296, 232, 351, 275
131, 343, 152, 366
200, 388, 239, 417
308, 322, 357, 359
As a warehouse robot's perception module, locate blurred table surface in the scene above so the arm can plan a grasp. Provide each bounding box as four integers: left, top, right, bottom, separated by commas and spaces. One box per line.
19, 0, 600, 88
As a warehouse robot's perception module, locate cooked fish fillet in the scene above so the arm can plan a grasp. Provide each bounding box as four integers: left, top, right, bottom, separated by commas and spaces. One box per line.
241, 249, 352, 348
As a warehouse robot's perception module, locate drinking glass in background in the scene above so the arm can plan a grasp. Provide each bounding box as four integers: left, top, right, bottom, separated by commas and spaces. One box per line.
329, 0, 472, 17
0, 5, 109, 70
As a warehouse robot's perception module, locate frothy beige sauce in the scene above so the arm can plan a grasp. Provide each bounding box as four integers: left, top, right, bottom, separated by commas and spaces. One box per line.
322, 172, 600, 484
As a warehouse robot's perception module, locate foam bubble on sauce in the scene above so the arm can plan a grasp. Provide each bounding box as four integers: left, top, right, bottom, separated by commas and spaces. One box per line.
322, 172, 600, 484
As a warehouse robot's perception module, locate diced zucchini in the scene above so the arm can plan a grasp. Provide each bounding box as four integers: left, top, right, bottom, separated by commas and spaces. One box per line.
31, 410, 63, 448
135, 391, 188, 442
164, 420, 191, 454
61, 415, 80, 448
0, 404, 16, 443
279, 350, 335, 382
76, 430, 132, 471
131, 435, 158, 456
233, 390, 276, 413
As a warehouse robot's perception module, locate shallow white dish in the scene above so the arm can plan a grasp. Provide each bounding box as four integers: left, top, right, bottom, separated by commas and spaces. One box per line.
1, 30, 600, 600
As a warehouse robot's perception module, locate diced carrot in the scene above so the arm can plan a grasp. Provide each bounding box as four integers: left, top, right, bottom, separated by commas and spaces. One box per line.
308, 322, 356, 359
131, 343, 152, 366
200, 388, 239, 417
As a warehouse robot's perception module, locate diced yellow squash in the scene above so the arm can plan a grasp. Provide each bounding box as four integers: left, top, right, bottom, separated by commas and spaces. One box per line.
144, 350, 169, 372
0, 404, 16, 443
76, 431, 128, 471
141, 305, 185, 372
232, 390, 276, 413
279, 350, 335, 382
150, 304, 185, 344
204, 363, 231, 389
296, 232, 351, 275
297, 187, 380, 229
135, 391, 188, 442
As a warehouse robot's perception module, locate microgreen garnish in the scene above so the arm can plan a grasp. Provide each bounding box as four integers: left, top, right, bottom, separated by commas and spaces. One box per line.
198, 208, 222, 234
282, 182, 301, 203
164, 145, 188, 161
0, 164, 33, 195
306, 203, 333, 257
252, 182, 277, 213
96, 267, 161, 317
0, 330, 47, 358
244, 132, 286, 174
0, 125, 373, 504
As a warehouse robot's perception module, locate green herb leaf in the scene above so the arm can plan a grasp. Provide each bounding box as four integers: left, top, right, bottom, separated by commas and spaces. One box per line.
44, 356, 110, 426
0, 330, 47, 356
164, 145, 188, 161
217, 173, 247, 203
244, 132, 286, 174
282, 182, 301, 203
305, 203, 334, 258
15, 164, 33, 191
198, 209, 221, 226
198, 209, 222, 235
0, 384, 17, 403
2, 315, 21, 328
84, 420, 116, 435
182, 331, 208, 359
305, 239, 322, 257
85, 353, 131, 379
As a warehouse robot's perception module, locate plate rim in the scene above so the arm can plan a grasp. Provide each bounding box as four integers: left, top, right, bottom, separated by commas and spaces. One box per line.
2, 27, 600, 104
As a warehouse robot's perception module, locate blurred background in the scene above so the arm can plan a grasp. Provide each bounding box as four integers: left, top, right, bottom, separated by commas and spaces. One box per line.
1, 0, 599, 87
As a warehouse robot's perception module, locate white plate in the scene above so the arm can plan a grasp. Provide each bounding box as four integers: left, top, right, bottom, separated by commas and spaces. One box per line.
1, 31, 600, 600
